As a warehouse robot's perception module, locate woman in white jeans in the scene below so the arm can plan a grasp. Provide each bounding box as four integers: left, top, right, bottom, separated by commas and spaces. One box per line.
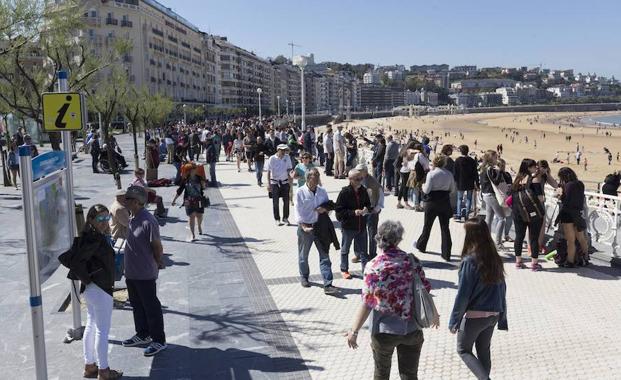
70, 204, 122, 379
479, 151, 510, 249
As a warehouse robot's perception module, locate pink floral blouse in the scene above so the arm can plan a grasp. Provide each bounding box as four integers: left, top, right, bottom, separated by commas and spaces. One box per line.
362, 247, 431, 320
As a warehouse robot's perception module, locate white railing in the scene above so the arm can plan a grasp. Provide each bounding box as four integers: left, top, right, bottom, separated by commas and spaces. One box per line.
544, 187, 620, 259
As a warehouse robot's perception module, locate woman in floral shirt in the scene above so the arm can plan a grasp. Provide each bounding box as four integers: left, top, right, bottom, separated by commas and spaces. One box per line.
346, 220, 439, 380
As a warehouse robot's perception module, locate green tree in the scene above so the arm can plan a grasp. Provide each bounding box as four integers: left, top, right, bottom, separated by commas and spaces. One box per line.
123, 86, 148, 170
86, 66, 128, 188
0, 0, 129, 150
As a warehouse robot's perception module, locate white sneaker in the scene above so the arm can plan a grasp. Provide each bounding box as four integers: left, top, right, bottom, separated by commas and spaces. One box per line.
282, 218, 290, 225
275, 220, 281, 226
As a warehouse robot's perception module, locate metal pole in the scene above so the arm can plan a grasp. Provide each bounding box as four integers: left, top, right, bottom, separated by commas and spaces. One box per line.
277, 96, 281, 117
301, 67, 306, 131
19, 145, 48, 380
58, 70, 83, 342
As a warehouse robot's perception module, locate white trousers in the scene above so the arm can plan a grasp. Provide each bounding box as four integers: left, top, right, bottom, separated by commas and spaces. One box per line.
83, 283, 113, 369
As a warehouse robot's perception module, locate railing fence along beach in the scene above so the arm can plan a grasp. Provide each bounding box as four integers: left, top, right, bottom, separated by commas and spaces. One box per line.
544, 186, 620, 264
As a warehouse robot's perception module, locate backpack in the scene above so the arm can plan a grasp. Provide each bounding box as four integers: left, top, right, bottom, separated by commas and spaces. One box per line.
552, 230, 591, 266
514, 178, 544, 222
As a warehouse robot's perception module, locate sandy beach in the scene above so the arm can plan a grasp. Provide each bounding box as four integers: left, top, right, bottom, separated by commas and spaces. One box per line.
345, 111, 621, 189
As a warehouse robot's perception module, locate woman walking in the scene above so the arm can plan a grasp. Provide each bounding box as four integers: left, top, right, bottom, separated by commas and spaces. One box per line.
479, 150, 508, 250
346, 220, 438, 380
532, 160, 558, 255
415, 154, 455, 261
555, 167, 589, 267
172, 166, 207, 242
449, 217, 507, 380
511, 159, 545, 270
396, 149, 415, 209
233, 132, 245, 173
71, 205, 123, 379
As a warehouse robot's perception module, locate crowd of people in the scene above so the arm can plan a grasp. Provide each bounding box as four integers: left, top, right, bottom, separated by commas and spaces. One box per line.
46, 112, 619, 380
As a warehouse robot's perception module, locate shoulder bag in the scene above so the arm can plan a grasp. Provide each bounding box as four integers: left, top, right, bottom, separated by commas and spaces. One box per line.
488, 169, 511, 217
408, 254, 439, 328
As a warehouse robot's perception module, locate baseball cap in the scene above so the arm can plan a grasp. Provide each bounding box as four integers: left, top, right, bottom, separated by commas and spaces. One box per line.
125, 186, 147, 204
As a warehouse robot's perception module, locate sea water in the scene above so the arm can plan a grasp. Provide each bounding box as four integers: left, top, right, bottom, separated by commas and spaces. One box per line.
589, 114, 621, 126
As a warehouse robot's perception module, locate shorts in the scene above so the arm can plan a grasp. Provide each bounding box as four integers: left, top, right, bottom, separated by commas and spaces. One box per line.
185, 205, 204, 216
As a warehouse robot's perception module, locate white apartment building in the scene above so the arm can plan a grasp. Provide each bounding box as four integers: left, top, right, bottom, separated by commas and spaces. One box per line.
83, 0, 219, 105
495, 87, 519, 105
363, 71, 381, 85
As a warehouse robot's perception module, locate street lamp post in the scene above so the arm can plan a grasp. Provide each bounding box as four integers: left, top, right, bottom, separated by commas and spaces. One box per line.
286, 98, 289, 117
256, 87, 263, 120
293, 55, 309, 131
182, 104, 187, 124
277, 95, 281, 117
292, 101, 296, 123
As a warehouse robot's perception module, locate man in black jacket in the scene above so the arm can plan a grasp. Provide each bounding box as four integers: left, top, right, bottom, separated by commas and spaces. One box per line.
91, 134, 101, 173
335, 169, 371, 279
453, 145, 479, 221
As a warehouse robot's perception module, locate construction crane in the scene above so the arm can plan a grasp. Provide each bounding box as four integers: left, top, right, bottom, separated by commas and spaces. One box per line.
288, 41, 301, 61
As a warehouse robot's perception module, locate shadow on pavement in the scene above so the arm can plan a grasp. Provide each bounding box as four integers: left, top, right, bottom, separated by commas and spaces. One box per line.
115, 344, 321, 380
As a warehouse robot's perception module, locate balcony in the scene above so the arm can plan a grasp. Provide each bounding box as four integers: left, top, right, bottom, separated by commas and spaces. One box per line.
152, 28, 164, 37
85, 16, 101, 27
121, 20, 133, 28
105, 18, 119, 26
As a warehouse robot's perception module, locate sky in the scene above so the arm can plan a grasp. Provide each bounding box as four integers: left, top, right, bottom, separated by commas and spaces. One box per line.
166, 0, 621, 78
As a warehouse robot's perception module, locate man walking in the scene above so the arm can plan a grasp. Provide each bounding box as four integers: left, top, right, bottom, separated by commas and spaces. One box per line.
453, 145, 479, 221
295, 168, 338, 294
266, 144, 293, 226
204, 136, 218, 187
323, 125, 334, 176
121, 186, 167, 357
355, 164, 384, 263
383, 135, 400, 192
336, 169, 371, 279
333, 125, 346, 178
91, 134, 101, 173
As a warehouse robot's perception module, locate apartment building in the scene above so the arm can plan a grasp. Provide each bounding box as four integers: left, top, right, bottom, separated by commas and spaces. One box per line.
271, 64, 301, 115
83, 0, 219, 105
214, 36, 272, 112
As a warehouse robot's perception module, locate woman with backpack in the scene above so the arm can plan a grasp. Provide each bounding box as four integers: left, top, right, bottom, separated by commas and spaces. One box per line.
449, 217, 507, 380
555, 167, 589, 267
172, 166, 207, 242
69, 205, 123, 379
511, 159, 545, 270
346, 220, 439, 379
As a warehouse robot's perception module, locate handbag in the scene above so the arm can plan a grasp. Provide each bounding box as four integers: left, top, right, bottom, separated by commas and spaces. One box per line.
408, 254, 439, 328
488, 169, 511, 217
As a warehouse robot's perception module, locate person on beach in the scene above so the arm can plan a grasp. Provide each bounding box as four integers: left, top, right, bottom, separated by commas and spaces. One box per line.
397, 148, 416, 209
532, 160, 558, 255
333, 125, 346, 179
383, 135, 400, 192
171, 166, 207, 242
267, 144, 293, 226
479, 150, 510, 251
336, 169, 371, 279
450, 217, 507, 380
555, 167, 589, 267
122, 186, 167, 357
415, 154, 455, 261
511, 159, 545, 271
346, 220, 438, 380
71, 205, 123, 380
454, 145, 479, 222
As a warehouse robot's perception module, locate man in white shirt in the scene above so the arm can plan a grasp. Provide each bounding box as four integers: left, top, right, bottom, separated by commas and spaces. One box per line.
333, 125, 346, 178
295, 168, 337, 294
323, 125, 334, 176
266, 144, 293, 225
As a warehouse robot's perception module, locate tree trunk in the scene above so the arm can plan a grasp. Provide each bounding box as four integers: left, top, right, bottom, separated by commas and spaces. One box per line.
49, 131, 62, 151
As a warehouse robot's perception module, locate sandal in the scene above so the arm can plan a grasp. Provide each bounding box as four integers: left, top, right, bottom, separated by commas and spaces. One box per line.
515, 261, 526, 269
531, 263, 543, 272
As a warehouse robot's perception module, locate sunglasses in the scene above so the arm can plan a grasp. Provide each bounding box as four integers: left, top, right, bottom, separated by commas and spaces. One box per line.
95, 215, 111, 222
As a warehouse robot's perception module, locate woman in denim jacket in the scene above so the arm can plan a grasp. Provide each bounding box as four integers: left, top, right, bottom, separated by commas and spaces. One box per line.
450, 217, 508, 380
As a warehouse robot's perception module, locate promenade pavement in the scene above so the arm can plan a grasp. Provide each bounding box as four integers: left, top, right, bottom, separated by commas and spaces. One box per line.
2, 133, 620, 379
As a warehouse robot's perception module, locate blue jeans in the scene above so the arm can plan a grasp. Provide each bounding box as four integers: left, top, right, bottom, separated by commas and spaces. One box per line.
255, 160, 264, 185
297, 226, 333, 286
340, 228, 368, 273
209, 162, 217, 185
366, 212, 380, 260
456, 190, 474, 219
